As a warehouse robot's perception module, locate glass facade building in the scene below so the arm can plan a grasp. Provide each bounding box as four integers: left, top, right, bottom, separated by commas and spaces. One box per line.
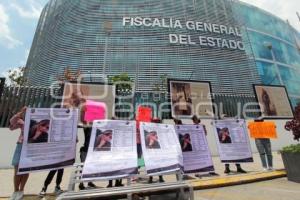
24, 0, 300, 106
234, 2, 300, 107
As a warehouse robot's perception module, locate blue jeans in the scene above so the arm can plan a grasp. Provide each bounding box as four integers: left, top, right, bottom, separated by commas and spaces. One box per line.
255, 139, 273, 168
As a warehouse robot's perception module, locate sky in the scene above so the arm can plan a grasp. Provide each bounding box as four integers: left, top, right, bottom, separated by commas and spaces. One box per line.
0, 0, 299, 78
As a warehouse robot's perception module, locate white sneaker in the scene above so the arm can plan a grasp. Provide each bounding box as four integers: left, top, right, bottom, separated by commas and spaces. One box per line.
15, 191, 24, 200
39, 188, 46, 197
54, 186, 63, 196
9, 192, 17, 200
268, 167, 274, 171
263, 168, 268, 172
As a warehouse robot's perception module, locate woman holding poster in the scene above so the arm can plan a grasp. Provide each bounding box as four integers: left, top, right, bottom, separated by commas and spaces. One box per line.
9, 107, 29, 200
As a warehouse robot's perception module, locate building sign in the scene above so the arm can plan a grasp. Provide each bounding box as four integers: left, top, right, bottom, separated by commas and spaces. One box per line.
123, 17, 244, 51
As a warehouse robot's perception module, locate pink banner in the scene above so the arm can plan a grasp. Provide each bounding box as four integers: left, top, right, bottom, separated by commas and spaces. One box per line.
84, 100, 107, 122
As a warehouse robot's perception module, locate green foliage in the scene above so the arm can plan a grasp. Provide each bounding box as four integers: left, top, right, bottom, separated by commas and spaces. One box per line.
7, 66, 27, 86
109, 73, 134, 93
281, 144, 300, 153
153, 74, 168, 92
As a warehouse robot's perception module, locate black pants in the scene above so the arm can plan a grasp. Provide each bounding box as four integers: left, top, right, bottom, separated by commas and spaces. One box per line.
225, 164, 242, 168
44, 169, 64, 188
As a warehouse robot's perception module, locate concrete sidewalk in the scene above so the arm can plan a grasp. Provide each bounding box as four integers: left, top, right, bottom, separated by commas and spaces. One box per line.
0, 152, 286, 199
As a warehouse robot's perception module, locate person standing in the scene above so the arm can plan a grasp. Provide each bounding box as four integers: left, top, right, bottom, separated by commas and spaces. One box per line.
9, 107, 29, 200
148, 118, 165, 183
39, 169, 64, 196
191, 115, 219, 176
78, 125, 97, 190
248, 119, 275, 171
39, 91, 86, 196
255, 138, 273, 171
107, 117, 123, 188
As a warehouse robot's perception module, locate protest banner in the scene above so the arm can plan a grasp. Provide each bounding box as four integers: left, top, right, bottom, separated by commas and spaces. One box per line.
84, 100, 107, 122
18, 108, 78, 174
82, 120, 138, 180
140, 122, 183, 175
175, 125, 214, 173
248, 121, 277, 139
213, 119, 253, 163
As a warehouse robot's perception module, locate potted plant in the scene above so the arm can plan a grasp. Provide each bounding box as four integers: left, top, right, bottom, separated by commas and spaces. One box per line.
282, 103, 300, 183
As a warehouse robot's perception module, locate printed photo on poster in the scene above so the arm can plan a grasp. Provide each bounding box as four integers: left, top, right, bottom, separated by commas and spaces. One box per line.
144, 130, 161, 149
254, 85, 294, 119
169, 79, 214, 118
94, 129, 113, 151
27, 119, 50, 144
62, 82, 116, 120
217, 127, 232, 144
179, 133, 193, 152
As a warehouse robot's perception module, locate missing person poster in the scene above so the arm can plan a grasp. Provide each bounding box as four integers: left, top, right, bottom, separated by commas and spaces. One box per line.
81, 120, 138, 180
18, 108, 78, 174
175, 125, 214, 173
140, 122, 183, 175
168, 79, 214, 119
213, 119, 253, 163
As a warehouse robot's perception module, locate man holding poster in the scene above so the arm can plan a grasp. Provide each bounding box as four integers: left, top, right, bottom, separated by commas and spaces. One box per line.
213, 119, 253, 173
140, 122, 183, 175
81, 120, 138, 180
18, 108, 78, 174
175, 125, 214, 174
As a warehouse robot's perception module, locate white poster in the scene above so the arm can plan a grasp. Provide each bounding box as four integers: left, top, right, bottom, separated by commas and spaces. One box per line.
81, 120, 138, 180
175, 125, 214, 173
18, 108, 78, 174
140, 122, 183, 175
213, 119, 253, 163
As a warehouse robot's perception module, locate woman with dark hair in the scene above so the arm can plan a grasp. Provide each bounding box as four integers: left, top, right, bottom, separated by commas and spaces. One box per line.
28, 119, 50, 143
181, 134, 192, 152
219, 128, 231, 144
145, 131, 160, 149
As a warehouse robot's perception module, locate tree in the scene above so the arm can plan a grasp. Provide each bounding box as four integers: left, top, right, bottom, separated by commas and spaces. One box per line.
153, 74, 168, 92
56, 67, 82, 83
109, 73, 134, 93
7, 66, 27, 86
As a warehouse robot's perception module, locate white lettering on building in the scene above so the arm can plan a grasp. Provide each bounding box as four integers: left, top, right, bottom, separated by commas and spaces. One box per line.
123, 17, 245, 51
